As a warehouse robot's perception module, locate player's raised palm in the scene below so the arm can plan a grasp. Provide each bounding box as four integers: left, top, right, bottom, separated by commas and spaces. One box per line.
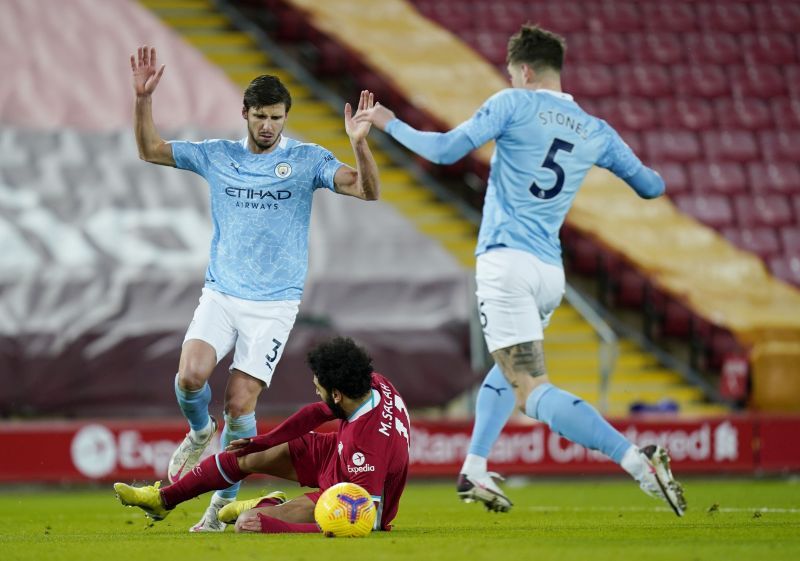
130, 45, 165, 96
345, 90, 375, 143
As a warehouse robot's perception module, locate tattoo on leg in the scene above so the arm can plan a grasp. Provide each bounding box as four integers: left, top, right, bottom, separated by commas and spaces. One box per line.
494, 342, 547, 382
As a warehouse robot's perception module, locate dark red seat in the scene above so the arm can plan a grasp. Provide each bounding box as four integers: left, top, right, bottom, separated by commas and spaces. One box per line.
698, 2, 755, 33
742, 32, 797, 65
642, 3, 697, 32
629, 33, 685, 65
786, 65, 800, 98
729, 65, 786, 98
586, 1, 641, 33
616, 65, 673, 98
768, 256, 800, 288
767, 98, 800, 131
723, 227, 782, 261
673, 65, 730, 98
563, 64, 616, 97
645, 130, 701, 162
780, 227, 800, 256
685, 33, 740, 65
734, 195, 794, 228
754, 2, 800, 33
674, 194, 735, 229
702, 130, 760, 162
746, 162, 800, 195
568, 34, 629, 64
652, 161, 690, 196
529, 2, 586, 33
657, 98, 715, 131
689, 161, 748, 195
617, 130, 644, 156
597, 98, 657, 131
714, 98, 773, 131
758, 130, 800, 162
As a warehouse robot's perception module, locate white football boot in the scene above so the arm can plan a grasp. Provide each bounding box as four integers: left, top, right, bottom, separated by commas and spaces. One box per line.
456, 471, 513, 513
637, 444, 687, 517
189, 494, 231, 533
167, 416, 218, 484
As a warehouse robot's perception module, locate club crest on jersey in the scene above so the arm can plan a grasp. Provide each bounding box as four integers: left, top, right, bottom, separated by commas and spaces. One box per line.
351, 452, 365, 466
275, 162, 292, 178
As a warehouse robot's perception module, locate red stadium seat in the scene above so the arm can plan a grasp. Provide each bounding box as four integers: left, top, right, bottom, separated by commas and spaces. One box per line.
742, 33, 797, 65
786, 65, 800, 99
729, 65, 786, 98
685, 33, 740, 65
768, 256, 800, 288
652, 161, 690, 196
615, 130, 644, 156
746, 162, 800, 195
714, 98, 773, 131
656, 98, 715, 131
754, 2, 800, 33
645, 130, 701, 162
767, 98, 800, 131
642, 3, 698, 32
780, 227, 800, 256
586, 1, 641, 33
758, 130, 800, 162
567, 34, 629, 64
672, 65, 730, 98
562, 64, 616, 98
629, 33, 685, 65
673, 194, 735, 229
689, 161, 748, 195
734, 195, 794, 228
698, 2, 755, 33
722, 227, 782, 261
529, 3, 586, 33
597, 98, 657, 131
617, 65, 673, 98
702, 130, 760, 162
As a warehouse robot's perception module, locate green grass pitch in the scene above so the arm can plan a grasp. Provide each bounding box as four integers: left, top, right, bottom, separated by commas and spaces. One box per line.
2, 478, 799, 561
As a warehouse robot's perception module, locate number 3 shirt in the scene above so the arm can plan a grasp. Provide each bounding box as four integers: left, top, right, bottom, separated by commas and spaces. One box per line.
457, 88, 644, 266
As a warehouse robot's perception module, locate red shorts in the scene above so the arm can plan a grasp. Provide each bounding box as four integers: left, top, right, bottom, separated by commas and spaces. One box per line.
288, 431, 338, 504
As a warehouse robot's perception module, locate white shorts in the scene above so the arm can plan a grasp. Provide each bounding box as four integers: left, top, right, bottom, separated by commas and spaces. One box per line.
476, 247, 565, 352
184, 287, 300, 385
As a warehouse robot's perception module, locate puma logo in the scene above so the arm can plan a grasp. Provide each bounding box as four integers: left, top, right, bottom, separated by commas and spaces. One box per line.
483, 383, 507, 397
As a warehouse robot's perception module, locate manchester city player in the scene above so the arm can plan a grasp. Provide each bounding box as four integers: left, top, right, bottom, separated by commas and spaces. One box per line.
354, 26, 686, 516
130, 45, 381, 531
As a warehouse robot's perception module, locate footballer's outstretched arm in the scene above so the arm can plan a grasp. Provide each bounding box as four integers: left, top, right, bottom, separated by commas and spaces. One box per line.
353, 103, 476, 165
335, 90, 381, 200
131, 46, 175, 167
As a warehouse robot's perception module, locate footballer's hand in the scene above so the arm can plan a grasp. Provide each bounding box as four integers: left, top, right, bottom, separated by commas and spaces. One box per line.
226, 438, 253, 453
353, 102, 395, 132
130, 45, 165, 97
345, 90, 375, 143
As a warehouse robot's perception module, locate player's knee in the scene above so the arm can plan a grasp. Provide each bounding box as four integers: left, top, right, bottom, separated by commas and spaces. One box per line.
224, 388, 262, 417
177, 366, 210, 391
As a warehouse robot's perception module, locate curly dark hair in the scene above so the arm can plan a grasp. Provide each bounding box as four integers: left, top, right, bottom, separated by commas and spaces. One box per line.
507, 24, 566, 72
307, 337, 373, 399
243, 75, 292, 112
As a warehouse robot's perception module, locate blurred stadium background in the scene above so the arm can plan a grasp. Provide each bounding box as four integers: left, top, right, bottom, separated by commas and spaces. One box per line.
1, 0, 799, 486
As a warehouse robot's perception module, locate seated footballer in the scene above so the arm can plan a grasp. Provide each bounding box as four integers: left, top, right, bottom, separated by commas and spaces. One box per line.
114, 337, 411, 533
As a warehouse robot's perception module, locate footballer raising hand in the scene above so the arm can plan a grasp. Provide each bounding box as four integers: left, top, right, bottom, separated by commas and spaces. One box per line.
131, 45, 165, 96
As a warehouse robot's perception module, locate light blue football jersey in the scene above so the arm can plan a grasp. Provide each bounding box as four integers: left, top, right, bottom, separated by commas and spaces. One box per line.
458, 88, 643, 266
171, 136, 341, 300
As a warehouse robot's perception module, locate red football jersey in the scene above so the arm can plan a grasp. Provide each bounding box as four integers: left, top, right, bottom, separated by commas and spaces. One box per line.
329, 373, 410, 530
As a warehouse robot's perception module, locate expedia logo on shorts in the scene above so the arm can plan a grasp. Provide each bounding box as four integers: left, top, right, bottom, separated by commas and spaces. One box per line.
275, 162, 292, 178
347, 451, 375, 473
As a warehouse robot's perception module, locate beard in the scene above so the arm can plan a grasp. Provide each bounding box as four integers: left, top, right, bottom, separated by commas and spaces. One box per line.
325, 395, 348, 420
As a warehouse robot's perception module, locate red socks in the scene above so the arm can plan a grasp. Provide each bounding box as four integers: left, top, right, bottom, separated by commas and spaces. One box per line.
161, 452, 247, 509
258, 515, 319, 534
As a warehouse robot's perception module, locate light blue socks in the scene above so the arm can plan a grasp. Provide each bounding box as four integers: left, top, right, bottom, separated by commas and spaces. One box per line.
525, 383, 631, 463
462, 365, 516, 474
174, 374, 212, 431
214, 412, 257, 500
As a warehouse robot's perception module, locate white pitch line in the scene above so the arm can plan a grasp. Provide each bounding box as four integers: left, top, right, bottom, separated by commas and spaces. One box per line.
521, 505, 800, 513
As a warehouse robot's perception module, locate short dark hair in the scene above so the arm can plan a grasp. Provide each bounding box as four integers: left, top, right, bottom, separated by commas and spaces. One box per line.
307, 337, 373, 399
243, 75, 292, 112
506, 24, 566, 72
